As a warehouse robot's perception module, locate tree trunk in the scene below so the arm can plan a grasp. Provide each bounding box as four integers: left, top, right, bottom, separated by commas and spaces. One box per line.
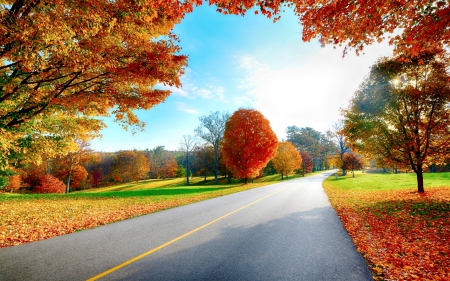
244, 177, 248, 184
66, 175, 71, 193
342, 169, 347, 176
352, 169, 354, 177
416, 166, 425, 193
227, 174, 231, 184
66, 161, 73, 194
185, 157, 189, 186
214, 150, 219, 184
281, 173, 284, 180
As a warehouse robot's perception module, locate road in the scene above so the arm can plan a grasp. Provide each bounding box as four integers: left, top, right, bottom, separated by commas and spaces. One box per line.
0, 171, 373, 281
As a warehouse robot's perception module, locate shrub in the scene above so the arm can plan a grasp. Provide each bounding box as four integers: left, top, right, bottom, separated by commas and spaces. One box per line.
6, 175, 21, 191
34, 174, 66, 194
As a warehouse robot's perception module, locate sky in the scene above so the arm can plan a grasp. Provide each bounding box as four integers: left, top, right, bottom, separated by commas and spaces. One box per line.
90, 4, 394, 152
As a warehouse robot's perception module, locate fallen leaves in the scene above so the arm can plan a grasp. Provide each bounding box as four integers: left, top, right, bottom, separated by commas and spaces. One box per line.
323, 184, 450, 281
0, 183, 262, 248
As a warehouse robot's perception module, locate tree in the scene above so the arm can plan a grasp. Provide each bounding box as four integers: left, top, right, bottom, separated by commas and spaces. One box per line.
0, 1, 188, 171
342, 50, 450, 192
53, 140, 93, 193
286, 126, 336, 171
222, 109, 278, 184
149, 147, 178, 179
299, 151, 314, 177
272, 142, 302, 180
328, 121, 350, 175
195, 111, 230, 184
212, 0, 449, 57
342, 153, 364, 177
193, 144, 214, 181
112, 150, 150, 183
179, 135, 198, 185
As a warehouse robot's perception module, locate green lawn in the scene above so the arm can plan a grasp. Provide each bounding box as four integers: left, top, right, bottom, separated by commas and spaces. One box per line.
330, 171, 450, 191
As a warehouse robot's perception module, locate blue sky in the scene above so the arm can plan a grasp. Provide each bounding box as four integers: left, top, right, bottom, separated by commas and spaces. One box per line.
90, 4, 393, 152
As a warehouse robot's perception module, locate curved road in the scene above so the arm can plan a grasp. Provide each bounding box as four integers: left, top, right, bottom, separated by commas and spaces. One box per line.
0, 171, 372, 281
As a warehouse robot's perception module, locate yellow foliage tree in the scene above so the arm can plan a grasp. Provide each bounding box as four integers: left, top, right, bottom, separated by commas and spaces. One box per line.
272, 142, 302, 180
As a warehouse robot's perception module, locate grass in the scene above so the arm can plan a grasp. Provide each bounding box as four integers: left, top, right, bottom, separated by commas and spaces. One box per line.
330, 171, 450, 191
0, 172, 318, 247
323, 171, 450, 281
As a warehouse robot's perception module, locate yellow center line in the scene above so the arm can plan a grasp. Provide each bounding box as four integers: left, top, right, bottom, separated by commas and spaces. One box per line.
87, 187, 289, 281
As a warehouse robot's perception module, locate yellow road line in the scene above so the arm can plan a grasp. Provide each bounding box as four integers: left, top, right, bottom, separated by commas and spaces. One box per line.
87, 187, 288, 281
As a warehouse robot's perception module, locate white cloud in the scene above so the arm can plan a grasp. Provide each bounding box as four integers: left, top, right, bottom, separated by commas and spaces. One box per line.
176, 102, 199, 114
235, 42, 394, 140
234, 96, 253, 105
157, 84, 190, 97
192, 87, 213, 98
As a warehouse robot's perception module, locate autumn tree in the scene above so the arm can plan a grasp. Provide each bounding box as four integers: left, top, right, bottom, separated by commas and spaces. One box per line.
342, 153, 364, 177
179, 135, 198, 185
211, 0, 449, 57
0, 1, 189, 171
342, 51, 450, 192
53, 140, 93, 193
299, 151, 314, 177
149, 147, 178, 179
193, 144, 215, 181
272, 142, 302, 180
112, 150, 150, 183
195, 111, 230, 184
222, 109, 278, 184
6, 174, 21, 192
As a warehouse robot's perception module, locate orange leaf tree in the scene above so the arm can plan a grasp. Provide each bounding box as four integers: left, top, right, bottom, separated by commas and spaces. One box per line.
272, 141, 302, 180
34, 174, 66, 194
0, 1, 189, 169
222, 109, 278, 184
211, 0, 450, 56
112, 150, 150, 183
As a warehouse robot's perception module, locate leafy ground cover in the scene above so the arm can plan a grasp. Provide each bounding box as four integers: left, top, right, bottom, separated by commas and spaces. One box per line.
0, 173, 313, 248
323, 171, 450, 281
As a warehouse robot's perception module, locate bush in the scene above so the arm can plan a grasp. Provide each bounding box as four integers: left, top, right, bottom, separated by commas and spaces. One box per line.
6, 175, 21, 192
34, 174, 66, 194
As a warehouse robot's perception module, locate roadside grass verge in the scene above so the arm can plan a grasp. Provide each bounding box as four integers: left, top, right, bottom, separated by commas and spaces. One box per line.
323, 171, 450, 281
0, 172, 318, 248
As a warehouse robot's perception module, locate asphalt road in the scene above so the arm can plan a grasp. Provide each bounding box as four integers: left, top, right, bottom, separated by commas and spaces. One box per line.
0, 171, 373, 281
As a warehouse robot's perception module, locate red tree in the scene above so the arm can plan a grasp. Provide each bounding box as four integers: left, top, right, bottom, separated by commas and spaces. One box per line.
342, 153, 364, 177
299, 151, 314, 176
222, 109, 278, 184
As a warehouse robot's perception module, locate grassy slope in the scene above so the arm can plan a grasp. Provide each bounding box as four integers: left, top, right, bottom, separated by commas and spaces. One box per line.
323, 171, 450, 281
